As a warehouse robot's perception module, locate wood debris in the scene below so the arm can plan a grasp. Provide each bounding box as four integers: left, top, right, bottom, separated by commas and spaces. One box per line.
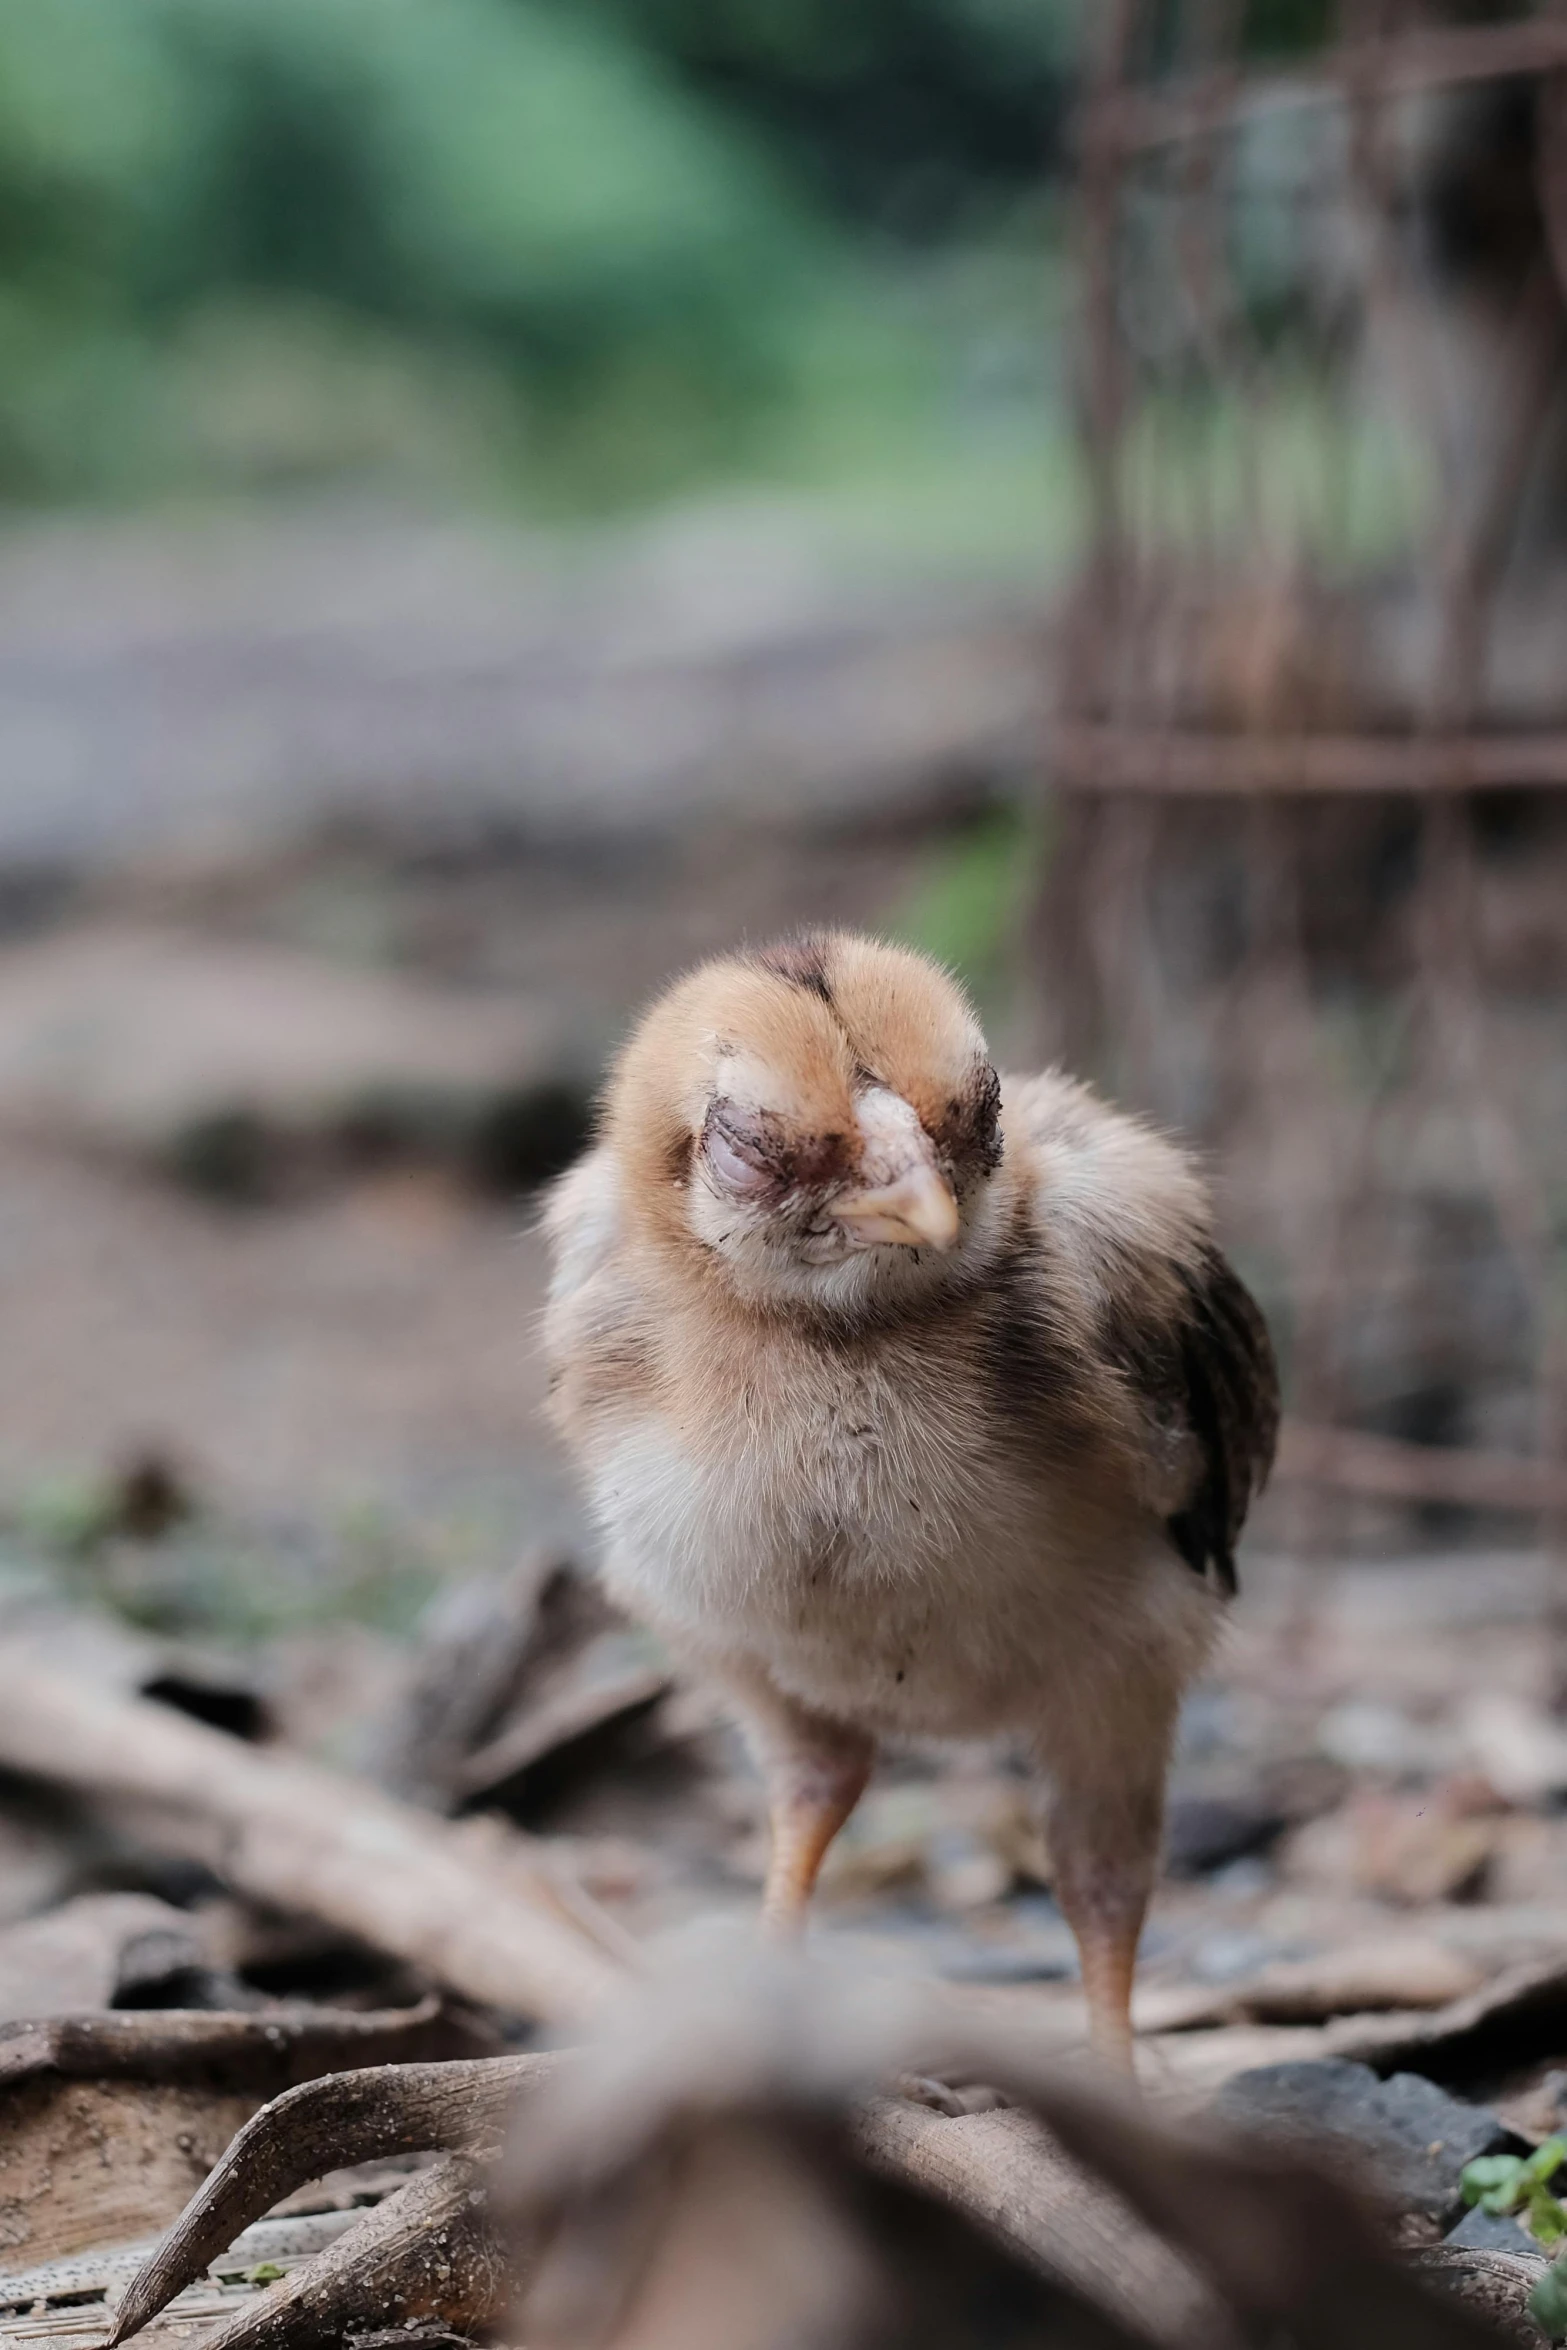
9, 1556, 1567, 2345
0, 1651, 631, 2026
0, 2004, 495, 2271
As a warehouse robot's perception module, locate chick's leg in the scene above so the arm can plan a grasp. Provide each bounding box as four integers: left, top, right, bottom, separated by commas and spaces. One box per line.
1048, 1814, 1154, 2075
761, 1727, 875, 1931
1036, 1684, 1179, 2076
721, 1668, 875, 1932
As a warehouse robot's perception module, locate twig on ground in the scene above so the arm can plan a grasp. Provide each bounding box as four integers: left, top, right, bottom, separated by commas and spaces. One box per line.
107, 2056, 551, 2345
191, 2154, 503, 2350
496, 1955, 1534, 2350
0, 1996, 491, 2092
111, 1952, 1557, 2350
378, 1556, 576, 1811
0, 1653, 634, 2025
855, 2097, 1224, 2344
452, 1664, 672, 1805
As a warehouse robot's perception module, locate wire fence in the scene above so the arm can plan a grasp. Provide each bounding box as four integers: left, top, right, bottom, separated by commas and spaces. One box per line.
1033, 1, 1567, 1619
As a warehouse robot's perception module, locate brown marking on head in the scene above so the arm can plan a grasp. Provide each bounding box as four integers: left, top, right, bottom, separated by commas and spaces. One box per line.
752, 932, 835, 1007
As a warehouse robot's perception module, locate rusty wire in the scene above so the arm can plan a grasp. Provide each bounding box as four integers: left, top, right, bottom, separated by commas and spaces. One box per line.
1037, 0, 1567, 1646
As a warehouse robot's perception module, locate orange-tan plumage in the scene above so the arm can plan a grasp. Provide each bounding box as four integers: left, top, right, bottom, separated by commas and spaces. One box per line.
544, 930, 1277, 2067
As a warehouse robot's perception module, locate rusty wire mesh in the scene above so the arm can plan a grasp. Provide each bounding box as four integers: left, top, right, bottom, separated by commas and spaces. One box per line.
1031, 1, 1567, 1616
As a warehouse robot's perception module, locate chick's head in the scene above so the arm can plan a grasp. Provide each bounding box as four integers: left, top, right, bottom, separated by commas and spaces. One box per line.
606, 932, 1005, 1311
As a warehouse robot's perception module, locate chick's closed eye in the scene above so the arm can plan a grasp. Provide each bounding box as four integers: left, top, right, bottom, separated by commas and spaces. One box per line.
703, 1111, 777, 1199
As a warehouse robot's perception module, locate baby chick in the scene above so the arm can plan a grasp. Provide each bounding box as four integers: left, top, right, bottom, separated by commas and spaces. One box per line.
543, 932, 1277, 2066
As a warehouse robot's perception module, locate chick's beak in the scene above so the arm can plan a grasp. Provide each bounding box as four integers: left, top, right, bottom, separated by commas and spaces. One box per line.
834, 1160, 959, 1251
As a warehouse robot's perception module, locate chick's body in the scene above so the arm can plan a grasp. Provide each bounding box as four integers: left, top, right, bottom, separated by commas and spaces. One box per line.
550, 1099, 1214, 1745
545, 935, 1277, 2064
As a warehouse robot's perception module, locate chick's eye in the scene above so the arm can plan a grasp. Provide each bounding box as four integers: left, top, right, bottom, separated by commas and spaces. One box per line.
703, 1119, 775, 1198
966, 1062, 1003, 1169
976, 1070, 1000, 1143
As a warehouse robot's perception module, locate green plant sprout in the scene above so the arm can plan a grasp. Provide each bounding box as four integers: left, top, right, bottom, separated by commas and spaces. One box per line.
1460, 2140, 1567, 2341
1534, 2259, 1567, 2346
1461, 2139, 1567, 2246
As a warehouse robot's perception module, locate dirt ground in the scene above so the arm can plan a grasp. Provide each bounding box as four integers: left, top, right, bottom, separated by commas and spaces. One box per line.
0, 521, 1561, 2347
0, 1141, 560, 1533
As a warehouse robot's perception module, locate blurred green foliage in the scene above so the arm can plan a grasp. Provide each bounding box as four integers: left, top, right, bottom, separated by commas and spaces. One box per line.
0, 0, 1079, 506
584, 0, 1084, 240
888, 806, 1041, 1015
0, 0, 1434, 518
7, 1465, 486, 1642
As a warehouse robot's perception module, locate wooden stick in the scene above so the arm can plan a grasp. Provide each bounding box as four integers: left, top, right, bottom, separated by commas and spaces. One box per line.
0, 1996, 486, 2090
1046, 723, 1567, 795
454, 1662, 671, 1802
109, 2057, 551, 2347
113, 2016, 1547, 2350
857, 2098, 1224, 2346
1277, 1419, 1567, 1515
0, 1654, 632, 2026
199, 2153, 503, 2350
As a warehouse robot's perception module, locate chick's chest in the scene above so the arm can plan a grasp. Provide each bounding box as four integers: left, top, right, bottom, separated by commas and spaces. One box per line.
689, 1335, 1005, 1577
590, 1333, 1110, 1729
